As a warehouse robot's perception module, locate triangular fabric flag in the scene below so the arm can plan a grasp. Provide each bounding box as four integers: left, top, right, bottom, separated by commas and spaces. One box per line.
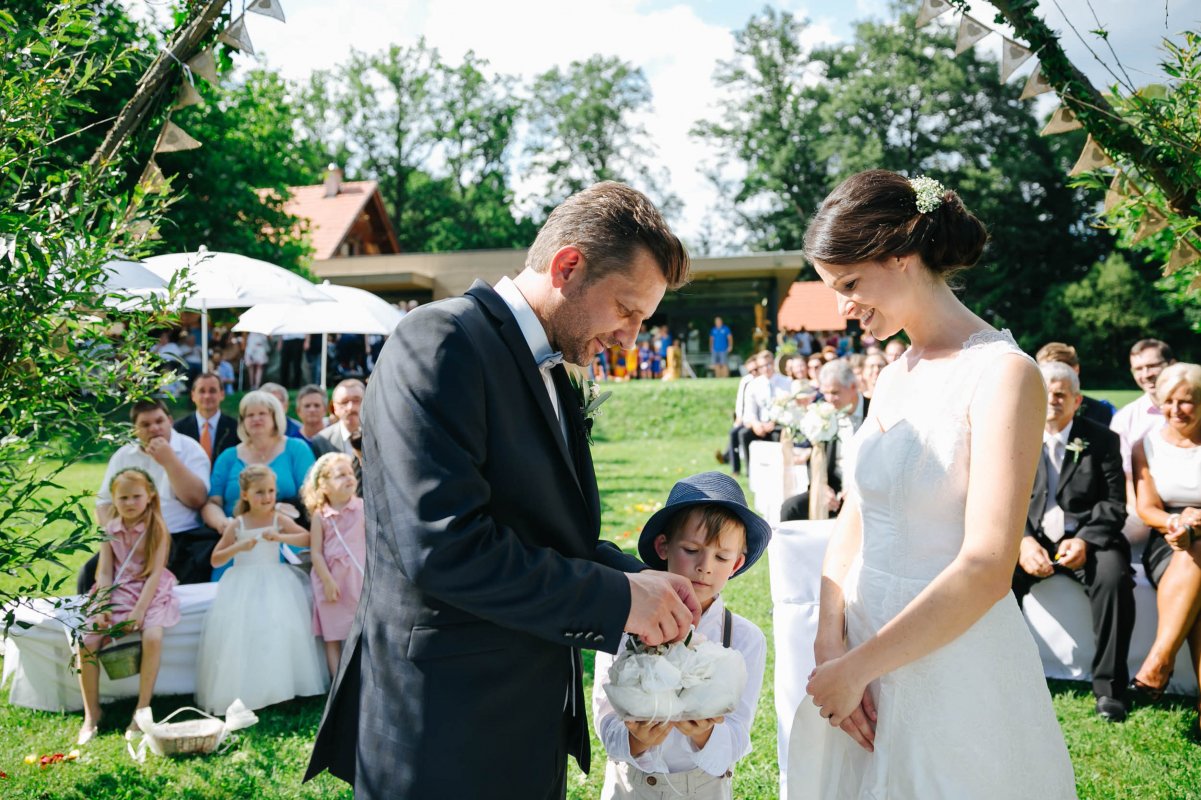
173, 80, 203, 110
1020, 64, 1054, 100
1040, 104, 1083, 135
954, 15, 991, 55
1188, 274, 1201, 292
915, 0, 951, 28
154, 120, 202, 153
139, 159, 169, 193
1165, 238, 1201, 276
1000, 38, 1035, 82
186, 49, 219, 85
1132, 207, 1169, 244
247, 0, 286, 22
1104, 171, 1134, 212
218, 15, 256, 56
1069, 136, 1115, 176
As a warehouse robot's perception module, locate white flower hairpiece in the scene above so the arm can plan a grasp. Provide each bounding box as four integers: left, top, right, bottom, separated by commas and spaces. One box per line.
909, 176, 945, 214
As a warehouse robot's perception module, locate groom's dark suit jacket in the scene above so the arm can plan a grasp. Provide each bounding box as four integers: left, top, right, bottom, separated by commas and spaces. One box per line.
305, 281, 644, 799
1025, 416, 1127, 554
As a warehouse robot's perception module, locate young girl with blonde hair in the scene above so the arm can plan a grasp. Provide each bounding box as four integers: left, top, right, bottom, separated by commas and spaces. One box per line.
195, 465, 328, 712
302, 452, 367, 676
76, 467, 180, 745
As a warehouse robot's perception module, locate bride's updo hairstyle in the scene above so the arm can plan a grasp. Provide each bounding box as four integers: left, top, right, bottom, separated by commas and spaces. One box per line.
803, 169, 988, 279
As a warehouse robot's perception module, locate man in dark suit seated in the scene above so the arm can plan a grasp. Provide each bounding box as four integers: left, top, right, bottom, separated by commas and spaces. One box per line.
1013, 361, 1134, 722
305, 182, 702, 799
781, 360, 869, 521
173, 372, 238, 464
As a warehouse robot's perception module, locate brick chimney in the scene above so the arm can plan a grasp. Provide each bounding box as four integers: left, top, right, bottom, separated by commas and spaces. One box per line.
323, 163, 343, 198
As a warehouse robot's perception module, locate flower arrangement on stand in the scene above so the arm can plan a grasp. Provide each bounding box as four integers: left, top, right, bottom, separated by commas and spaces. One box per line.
798, 401, 847, 521
770, 383, 817, 500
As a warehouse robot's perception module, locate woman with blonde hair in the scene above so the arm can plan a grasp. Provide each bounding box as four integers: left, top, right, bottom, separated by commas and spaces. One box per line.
1130, 363, 1201, 714
201, 390, 315, 579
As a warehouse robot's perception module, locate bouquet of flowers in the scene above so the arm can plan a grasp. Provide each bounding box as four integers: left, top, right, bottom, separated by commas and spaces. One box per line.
769, 382, 817, 441
603, 631, 747, 722
799, 401, 844, 445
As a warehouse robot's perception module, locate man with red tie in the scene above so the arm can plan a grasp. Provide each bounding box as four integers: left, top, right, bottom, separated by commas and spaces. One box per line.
174, 372, 239, 464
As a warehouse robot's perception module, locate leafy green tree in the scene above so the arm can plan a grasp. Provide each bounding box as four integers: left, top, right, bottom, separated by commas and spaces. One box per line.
695, 8, 1108, 348
155, 68, 325, 272
527, 55, 679, 216
691, 8, 828, 250
0, 1, 176, 629
299, 41, 533, 251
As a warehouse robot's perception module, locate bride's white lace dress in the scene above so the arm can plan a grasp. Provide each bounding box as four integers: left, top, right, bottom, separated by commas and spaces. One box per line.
791, 330, 1076, 799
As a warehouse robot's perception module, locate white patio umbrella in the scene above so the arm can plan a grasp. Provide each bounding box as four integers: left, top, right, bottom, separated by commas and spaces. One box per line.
143, 248, 332, 367
98, 259, 170, 293
232, 286, 400, 388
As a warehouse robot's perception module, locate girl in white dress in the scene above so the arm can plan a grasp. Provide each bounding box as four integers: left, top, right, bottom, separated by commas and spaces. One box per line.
195, 465, 328, 713
794, 170, 1076, 798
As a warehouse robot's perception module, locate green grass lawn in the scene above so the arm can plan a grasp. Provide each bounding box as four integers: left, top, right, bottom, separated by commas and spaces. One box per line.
2, 380, 1194, 798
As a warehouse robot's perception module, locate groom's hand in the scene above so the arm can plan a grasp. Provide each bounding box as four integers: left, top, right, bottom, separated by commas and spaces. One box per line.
625, 571, 702, 645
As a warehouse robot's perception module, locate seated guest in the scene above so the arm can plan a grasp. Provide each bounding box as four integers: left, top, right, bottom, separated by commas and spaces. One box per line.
209, 350, 235, 395
1130, 363, 1201, 715
780, 360, 869, 521
1112, 337, 1176, 485
737, 351, 791, 477
260, 382, 304, 439
716, 353, 763, 475
883, 337, 906, 363
201, 391, 317, 578
860, 350, 886, 399
1013, 361, 1133, 722
312, 379, 365, 459
78, 398, 213, 590
174, 372, 238, 464
295, 384, 330, 444
1035, 341, 1117, 426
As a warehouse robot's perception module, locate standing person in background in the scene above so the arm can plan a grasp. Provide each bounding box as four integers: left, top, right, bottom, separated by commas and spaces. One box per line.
279, 334, 306, 389
710, 316, 733, 378
243, 332, 269, 390
1035, 341, 1117, 426
798, 327, 815, 357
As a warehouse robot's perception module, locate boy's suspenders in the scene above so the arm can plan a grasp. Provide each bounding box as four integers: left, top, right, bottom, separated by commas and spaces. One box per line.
722, 607, 732, 648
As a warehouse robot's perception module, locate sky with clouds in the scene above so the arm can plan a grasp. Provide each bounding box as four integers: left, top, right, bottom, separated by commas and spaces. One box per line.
130, 0, 1196, 248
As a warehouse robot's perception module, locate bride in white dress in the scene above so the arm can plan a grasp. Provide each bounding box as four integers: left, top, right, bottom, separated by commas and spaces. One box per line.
793, 170, 1076, 798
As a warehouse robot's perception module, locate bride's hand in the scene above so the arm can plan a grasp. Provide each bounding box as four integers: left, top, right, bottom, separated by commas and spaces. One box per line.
807, 653, 877, 752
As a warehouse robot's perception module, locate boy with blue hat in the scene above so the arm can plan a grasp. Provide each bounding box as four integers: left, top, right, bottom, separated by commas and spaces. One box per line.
592, 471, 771, 799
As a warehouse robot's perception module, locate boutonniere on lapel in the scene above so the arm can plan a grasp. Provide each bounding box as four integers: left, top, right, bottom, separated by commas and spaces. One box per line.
1065, 437, 1087, 458
566, 366, 612, 445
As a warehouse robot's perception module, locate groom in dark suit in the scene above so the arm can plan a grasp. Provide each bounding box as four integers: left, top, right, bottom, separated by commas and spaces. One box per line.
1013, 361, 1134, 722
305, 182, 700, 799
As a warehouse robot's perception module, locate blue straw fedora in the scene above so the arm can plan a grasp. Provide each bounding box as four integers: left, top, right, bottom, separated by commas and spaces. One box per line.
638, 471, 772, 577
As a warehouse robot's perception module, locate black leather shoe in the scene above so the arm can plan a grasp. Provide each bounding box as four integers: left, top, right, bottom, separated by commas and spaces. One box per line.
1095, 696, 1128, 723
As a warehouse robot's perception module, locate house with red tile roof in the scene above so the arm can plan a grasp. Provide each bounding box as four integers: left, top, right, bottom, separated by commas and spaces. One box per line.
269, 167, 400, 261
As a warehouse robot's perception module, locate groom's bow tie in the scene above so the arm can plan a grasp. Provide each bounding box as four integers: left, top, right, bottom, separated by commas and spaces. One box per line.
537, 351, 564, 371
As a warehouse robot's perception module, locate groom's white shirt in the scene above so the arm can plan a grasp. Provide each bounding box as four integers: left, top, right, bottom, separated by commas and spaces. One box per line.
593, 594, 767, 777
494, 277, 569, 446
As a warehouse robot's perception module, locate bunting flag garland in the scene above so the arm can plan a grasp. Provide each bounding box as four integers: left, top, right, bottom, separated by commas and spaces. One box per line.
138, 159, 169, 193
1165, 237, 1201, 276
1068, 136, 1115, 176
154, 120, 202, 153
954, 15, 992, 55
218, 15, 256, 55
247, 0, 286, 22
186, 49, 220, 85
173, 80, 203, 110
1104, 171, 1139, 212
1040, 104, 1083, 135
1132, 207, 1169, 244
1189, 274, 1201, 292
1019, 65, 1053, 100
1000, 38, 1035, 82
915, 0, 951, 28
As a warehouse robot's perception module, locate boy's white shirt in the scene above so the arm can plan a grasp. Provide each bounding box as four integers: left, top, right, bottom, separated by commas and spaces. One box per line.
592, 593, 767, 778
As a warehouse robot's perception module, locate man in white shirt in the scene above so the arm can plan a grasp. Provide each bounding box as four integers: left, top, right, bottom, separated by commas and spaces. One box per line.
77, 398, 213, 590
716, 353, 763, 475
737, 351, 794, 477
1111, 338, 1175, 479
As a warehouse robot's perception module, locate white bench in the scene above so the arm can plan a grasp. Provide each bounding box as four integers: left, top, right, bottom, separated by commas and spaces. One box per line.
2, 583, 217, 712
769, 519, 1199, 796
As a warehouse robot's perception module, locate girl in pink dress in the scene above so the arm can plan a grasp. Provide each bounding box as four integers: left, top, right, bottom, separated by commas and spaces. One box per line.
302, 453, 366, 676
76, 467, 180, 745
